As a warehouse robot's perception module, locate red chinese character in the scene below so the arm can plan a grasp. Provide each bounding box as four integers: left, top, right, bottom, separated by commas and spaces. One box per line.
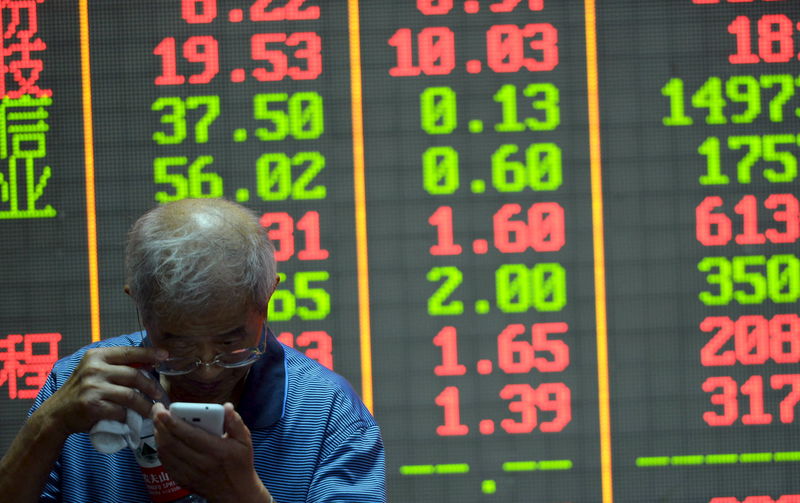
1, 0, 50, 98
0, 332, 61, 399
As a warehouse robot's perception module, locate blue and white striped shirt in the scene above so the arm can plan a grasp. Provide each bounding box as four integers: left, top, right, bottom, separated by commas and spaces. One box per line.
31, 330, 386, 502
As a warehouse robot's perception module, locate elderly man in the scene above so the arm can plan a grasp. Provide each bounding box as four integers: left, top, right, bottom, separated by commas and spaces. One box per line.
0, 198, 385, 502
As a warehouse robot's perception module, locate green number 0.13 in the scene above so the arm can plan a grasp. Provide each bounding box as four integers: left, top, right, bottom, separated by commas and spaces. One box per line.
420, 86, 457, 135
493, 83, 560, 133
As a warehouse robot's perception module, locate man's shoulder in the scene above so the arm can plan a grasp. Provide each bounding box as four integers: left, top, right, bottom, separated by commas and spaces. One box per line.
282, 345, 377, 426
282, 345, 350, 390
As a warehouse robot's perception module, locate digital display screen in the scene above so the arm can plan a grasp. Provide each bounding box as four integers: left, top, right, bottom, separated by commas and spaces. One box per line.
1, 1, 799, 501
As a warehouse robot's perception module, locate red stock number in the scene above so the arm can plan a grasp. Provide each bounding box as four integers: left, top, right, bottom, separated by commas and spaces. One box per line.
153, 32, 321, 85
388, 24, 557, 77
696, 194, 800, 246
710, 497, 800, 503
259, 211, 329, 262
277, 331, 332, 369
182, 0, 319, 23
703, 374, 800, 426
428, 203, 565, 256
433, 323, 569, 376
417, 0, 544, 15
728, 14, 799, 64
701, 314, 800, 366
154, 36, 219, 85
694, 0, 787, 3
486, 24, 558, 73
435, 382, 571, 436
251, 32, 322, 81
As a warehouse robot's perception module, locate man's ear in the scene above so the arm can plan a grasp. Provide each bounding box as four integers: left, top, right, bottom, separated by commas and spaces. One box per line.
264, 277, 281, 313
124, 285, 132, 297
267, 276, 280, 297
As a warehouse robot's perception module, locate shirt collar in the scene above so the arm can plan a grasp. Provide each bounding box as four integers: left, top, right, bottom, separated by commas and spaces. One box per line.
237, 327, 286, 429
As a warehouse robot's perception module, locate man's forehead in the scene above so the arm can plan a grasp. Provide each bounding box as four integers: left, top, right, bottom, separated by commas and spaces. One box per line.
160, 325, 248, 340
151, 306, 262, 337
154, 314, 249, 337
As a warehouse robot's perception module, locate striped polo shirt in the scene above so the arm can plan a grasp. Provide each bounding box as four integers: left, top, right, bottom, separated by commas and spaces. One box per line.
31, 330, 386, 502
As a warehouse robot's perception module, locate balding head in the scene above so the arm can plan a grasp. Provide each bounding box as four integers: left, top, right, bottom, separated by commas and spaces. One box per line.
125, 199, 276, 330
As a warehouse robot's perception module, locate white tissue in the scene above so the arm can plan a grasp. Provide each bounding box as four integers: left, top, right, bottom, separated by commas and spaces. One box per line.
89, 408, 144, 454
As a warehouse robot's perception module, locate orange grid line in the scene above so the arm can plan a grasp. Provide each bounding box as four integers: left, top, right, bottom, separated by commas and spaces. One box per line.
79, 0, 100, 343
584, 0, 613, 501
347, 0, 374, 413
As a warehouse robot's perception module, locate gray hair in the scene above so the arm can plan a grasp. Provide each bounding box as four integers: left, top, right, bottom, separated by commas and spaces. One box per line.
125, 199, 276, 327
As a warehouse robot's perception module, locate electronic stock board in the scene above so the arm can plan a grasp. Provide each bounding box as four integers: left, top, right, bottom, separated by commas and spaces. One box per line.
1, 1, 799, 501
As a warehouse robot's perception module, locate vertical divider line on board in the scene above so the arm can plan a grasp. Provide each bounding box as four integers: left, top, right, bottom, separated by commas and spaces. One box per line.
346, 0, 375, 412
584, 0, 613, 501
79, 0, 101, 343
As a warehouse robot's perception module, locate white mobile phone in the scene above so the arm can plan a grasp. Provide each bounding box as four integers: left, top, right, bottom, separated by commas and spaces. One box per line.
169, 402, 225, 436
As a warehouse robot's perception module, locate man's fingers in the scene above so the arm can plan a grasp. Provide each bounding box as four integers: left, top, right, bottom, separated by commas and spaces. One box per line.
105, 383, 156, 419
151, 401, 169, 418
151, 404, 258, 500
88, 399, 129, 424
223, 402, 250, 444
105, 365, 166, 402
154, 410, 219, 468
158, 409, 219, 448
102, 345, 168, 366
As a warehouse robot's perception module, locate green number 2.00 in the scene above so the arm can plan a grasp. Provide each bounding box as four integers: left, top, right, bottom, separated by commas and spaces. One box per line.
427, 266, 464, 316
496, 263, 566, 313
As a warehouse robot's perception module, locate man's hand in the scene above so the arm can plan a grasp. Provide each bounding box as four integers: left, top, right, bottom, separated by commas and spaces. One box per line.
0, 345, 169, 503
152, 402, 274, 503
37, 346, 169, 436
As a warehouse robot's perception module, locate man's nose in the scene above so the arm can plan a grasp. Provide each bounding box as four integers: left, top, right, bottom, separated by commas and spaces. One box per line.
195, 361, 225, 379
193, 348, 225, 379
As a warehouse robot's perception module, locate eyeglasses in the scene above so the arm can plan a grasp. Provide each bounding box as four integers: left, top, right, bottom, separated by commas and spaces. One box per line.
144, 325, 267, 376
